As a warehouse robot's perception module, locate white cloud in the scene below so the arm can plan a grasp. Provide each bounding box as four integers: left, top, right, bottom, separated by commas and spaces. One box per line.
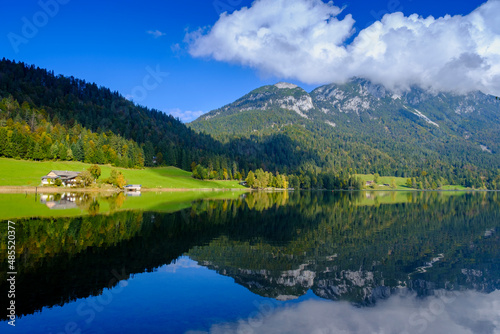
147, 29, 166, 38
187, 0, 500, 95
168, 108, 205, 123
188, 290, 500, 334
187, 0, 354, 84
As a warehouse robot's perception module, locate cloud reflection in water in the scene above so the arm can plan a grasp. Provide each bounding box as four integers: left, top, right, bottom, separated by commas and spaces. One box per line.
189, 290, 500, 334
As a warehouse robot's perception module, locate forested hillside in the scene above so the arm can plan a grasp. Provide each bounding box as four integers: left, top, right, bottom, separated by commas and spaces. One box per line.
191, 81, 500, 189
0, 96, 144, 167
0, 59, 232, 170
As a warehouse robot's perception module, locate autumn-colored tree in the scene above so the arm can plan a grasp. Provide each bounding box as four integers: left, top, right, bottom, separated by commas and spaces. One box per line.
88, 164, 101, 181
281, 175, 288, 189
108, 169, 127, 189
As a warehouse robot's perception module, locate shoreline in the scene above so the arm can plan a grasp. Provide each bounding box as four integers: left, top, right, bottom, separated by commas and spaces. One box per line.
0, 186, 495, 194
0, 186, 250, 194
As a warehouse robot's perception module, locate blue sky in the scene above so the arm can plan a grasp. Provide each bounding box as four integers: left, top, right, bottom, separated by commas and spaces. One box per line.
0, 0, 494, 122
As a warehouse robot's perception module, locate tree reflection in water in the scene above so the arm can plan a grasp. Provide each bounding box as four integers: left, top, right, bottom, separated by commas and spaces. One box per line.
0, 191, 498, 320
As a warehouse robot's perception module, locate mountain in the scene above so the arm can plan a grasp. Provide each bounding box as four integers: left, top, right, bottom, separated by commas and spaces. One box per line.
192, 82, 318, 135
190, 79, 500, 187
311, 78, 500, 156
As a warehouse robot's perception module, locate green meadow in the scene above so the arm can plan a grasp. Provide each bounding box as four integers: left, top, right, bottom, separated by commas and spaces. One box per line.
0, 158, 246, 189
0, 159, 472, 191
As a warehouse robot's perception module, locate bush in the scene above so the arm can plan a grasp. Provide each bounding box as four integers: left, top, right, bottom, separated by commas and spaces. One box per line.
76, 170, 93, 187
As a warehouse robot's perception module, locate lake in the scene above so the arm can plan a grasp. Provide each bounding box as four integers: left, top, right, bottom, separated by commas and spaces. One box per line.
1, 191, 499, 333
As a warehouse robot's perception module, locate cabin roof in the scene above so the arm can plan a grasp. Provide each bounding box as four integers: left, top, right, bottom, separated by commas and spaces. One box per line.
42, 170, 81, 180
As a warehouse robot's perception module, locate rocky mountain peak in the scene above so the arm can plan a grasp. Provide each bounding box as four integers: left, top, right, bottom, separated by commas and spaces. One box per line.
275, 82, 298, 89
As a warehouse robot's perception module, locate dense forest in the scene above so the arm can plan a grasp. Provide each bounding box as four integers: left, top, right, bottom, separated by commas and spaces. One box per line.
0, 59, 234, 170
0, 96, 144, 167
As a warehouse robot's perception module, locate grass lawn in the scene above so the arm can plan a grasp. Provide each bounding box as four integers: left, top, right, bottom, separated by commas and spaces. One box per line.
0, 158, 246, 189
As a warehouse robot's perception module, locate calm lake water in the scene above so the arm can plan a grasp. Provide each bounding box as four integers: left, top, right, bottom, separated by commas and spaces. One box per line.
1, 191, 499, 334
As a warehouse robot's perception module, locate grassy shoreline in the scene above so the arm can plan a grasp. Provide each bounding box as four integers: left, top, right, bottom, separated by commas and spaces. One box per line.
0, 186, 493, 194
0, 158, 247, 191
0, 186, 250, 194
0, 158, 485, 192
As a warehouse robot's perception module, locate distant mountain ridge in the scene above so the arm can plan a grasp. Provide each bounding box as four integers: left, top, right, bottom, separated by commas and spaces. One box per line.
311, 79, 500, 155
190, 79, 500, 187
195, 78, 500, 149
